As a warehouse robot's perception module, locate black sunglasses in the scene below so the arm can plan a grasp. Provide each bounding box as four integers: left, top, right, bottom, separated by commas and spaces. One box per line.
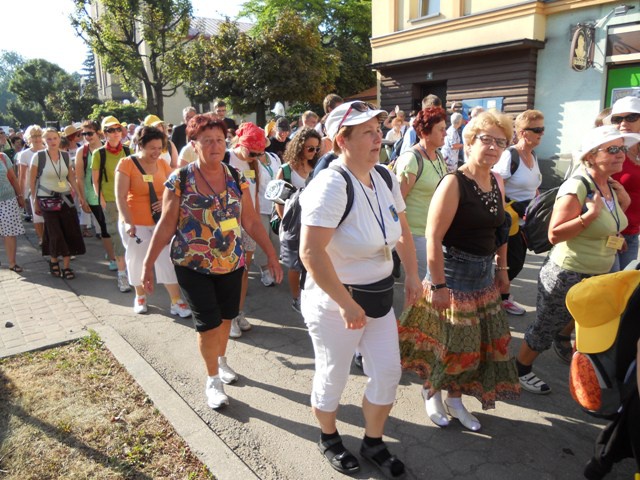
81, 131, 95, 137
524, 127, 545, 134
105, 128, 121, 134
305, 146, 321, 153
248, 151, 264, 157
336, 101, 377, 132
611, 113, 640, 124
598, 145, 628, 155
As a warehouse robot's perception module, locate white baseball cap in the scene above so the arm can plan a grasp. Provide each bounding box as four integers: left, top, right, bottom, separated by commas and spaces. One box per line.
610, 96, 640, 116
325, 101, 388, 141
580, 125, 640, 159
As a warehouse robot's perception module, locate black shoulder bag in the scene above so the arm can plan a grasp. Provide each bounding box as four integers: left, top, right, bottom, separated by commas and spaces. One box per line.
130, 155, 161, 224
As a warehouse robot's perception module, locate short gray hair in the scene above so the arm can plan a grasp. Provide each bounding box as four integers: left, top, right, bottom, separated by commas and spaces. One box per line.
451, 112, 463, 127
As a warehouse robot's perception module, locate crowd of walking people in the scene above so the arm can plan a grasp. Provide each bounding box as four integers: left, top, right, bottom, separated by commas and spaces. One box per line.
1, 92, 639, 479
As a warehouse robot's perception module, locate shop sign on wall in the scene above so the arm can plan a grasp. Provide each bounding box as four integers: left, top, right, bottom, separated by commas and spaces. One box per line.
570, 24, 595, 71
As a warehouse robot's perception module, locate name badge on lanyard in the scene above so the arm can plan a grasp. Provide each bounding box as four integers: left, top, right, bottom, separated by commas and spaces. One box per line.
220, 217, 239, 232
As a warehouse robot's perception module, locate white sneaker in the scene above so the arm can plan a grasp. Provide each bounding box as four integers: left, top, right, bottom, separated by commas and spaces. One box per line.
117, 273, 131, 293
205, 377, 229, 409
133, 295, 147, 314
260, 269, 275, 287
229, 318, 242, 338
236, 311, 252, 331
502, 295, 526, 316
422, 389, 449, 427
291, 297, 301, 314
170, 299, 192, 318
218, 356, 238, 384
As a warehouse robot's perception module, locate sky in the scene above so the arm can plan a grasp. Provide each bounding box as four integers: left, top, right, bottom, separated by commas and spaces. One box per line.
0, 0, 248, 74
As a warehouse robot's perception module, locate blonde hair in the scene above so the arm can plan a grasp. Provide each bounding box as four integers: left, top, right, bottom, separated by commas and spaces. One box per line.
24, 125, 43, 141
463, 110, 513, 146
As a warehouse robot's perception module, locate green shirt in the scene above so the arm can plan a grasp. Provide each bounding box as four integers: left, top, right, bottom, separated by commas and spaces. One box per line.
0, 154, 15, 202
550, 176, 628, 274
394, 149, 446, 236
90, 146, 127, 202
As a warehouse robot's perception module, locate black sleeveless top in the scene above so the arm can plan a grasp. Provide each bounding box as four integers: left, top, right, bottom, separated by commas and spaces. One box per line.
442, 171, 505, 256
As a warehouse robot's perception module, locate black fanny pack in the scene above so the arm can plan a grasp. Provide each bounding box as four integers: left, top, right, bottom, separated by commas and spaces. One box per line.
344, 275, 395, 318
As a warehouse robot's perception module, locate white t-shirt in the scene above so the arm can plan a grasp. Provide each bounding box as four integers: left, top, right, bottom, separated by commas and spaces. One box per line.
300, 161, 406, 310
258, 152, 281, 215
178, 143, 198, 164
229, 151, 257, 206
17, 148, 39, 193
492, 148, 542, 202
30, 150, 70, 196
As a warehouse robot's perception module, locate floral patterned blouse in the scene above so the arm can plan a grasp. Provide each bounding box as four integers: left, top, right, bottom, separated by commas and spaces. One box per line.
165, 162, 248, 275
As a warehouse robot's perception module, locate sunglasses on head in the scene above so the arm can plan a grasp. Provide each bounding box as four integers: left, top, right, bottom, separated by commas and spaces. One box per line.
336, 101, 377, 132
248, 151, 264, 157
81, 131, 95, 137
524, 127, 545, 134
305, 146, 321, 153
611, 113, 640, 124
475, 134, 508, 149
105, 127, 121, 134
598, 145, 628, 155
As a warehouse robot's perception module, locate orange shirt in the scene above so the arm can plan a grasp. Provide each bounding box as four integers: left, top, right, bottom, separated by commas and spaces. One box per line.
117, 157, 174, 226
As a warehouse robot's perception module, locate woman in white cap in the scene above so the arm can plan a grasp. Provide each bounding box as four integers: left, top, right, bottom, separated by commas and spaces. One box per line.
516, 125, 638, 395
610, 96, 640, 270
300, 101, 421, 478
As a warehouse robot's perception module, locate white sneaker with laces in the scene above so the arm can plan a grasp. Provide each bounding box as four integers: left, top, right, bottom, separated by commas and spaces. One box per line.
218, 356, 238, 384
133, 295, 147, 314
236, 311, 252, 331
117, 273, 131, 293
170, 299, 192, 318
502, 294, 526, 316
229, 318, 242, 338
260, 269, 275, 287
205, 376, 229, 409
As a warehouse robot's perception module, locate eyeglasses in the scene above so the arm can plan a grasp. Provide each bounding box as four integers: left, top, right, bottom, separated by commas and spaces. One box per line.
305, 146, 321, 153
598, 145, 628, 155
475, 134, 508, 149
105, 128, 121, 134
248, 151, 264, 157
611, 113, 640, 124
524, 127, 545, 134
336, 101, 377, 132
81, 131, 95, 137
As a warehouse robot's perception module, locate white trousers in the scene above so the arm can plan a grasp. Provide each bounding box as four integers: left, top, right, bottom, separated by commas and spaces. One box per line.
119, 223, 177, 287
302, 290, 402, 411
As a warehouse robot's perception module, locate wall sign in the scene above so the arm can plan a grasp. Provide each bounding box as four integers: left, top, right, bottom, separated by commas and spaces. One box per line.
570, 24, 595, 71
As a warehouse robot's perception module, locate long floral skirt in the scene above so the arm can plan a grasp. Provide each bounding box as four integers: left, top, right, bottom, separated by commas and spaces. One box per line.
399, 283, 520, 410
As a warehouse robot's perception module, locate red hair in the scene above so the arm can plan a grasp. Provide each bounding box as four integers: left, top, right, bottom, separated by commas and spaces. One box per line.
412, 107, 447, 137
187, 114, 228, 141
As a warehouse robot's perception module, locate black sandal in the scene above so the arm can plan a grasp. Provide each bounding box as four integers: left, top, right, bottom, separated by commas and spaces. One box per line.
318, 436, 360, 474
360, 441, 406, 479
49, 260, 61, 277
62, 268, 75, 280
9, 264, 23, 273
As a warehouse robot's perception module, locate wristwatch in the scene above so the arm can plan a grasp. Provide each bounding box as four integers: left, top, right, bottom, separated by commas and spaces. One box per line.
430, 283, 447, 291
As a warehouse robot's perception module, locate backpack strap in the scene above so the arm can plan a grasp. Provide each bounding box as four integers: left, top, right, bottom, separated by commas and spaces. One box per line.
508, 146, 520, 176
281, 163, 292, 183
178, 165, 189, 195
374, 164, 394, 191
411, 149, 424, 182
329, 164, 354, 227
222, 151, 230, 165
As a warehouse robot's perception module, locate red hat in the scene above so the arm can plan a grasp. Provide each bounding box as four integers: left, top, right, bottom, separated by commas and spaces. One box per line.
236, 122, 267, 152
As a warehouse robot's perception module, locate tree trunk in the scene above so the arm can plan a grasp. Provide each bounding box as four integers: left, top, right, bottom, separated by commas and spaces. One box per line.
255, 102, 266, 129
154, 82, 164, 119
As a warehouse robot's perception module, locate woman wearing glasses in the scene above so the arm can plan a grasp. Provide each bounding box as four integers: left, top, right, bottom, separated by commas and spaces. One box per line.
491, 110, 544, 317
276, 127, 322, 313
399, 111, 520, 431
227, 122, 267, 337
393, 106, 448, 280
300, 102, 420, 478
75, 120, 117, 268
516, 126, 637, 395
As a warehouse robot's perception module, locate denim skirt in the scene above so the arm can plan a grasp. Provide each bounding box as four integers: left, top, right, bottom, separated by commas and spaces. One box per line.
427, 246, 494, 292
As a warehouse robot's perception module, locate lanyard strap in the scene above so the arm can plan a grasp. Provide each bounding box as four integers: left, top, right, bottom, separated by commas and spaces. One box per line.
355, 172, 387, 245
47, 150, 63, 181
196, 164, 230, 213
586, 173, 621, 232
417, 144, 445, 178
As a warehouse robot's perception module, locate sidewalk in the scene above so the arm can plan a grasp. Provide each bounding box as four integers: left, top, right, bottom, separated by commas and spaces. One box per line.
1, 224, 636, 479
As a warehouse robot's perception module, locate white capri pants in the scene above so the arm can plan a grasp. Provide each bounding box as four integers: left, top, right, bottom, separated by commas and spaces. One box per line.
302, 290, 402, 411
119, 223, 177, 286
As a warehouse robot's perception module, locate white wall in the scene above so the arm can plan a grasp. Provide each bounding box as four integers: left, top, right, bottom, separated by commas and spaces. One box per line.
535, 2, 640, 160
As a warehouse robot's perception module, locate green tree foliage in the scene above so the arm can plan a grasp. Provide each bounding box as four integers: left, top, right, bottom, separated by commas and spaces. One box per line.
81, 49, 99, 98
88, 100, 148, 125
0, 51, 25, 116
181, 15, 338, 126
241, 0, 374, 97
8, 59, 102, 126
71, 0, 192, 118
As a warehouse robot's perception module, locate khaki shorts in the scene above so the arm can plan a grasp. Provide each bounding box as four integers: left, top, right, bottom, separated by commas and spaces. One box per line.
104, 202, 125, 257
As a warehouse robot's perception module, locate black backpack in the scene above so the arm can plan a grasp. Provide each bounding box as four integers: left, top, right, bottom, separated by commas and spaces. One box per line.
280, 164, 394, 272
522, 175, 591, 254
